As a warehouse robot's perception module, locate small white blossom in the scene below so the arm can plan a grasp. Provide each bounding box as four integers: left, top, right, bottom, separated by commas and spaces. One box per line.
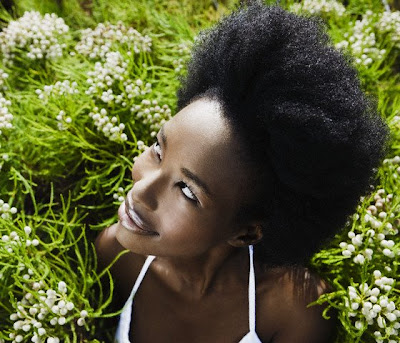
335, 11, 386, 67
88, 107, 128, 142
24, 226, 32, 235
0, 69, 9, 91
55, 110, 72, 130
290, 0, 345, 17
0, 93, 13, 136
376, 11, 400, 48
75, 21, 151, 60
37, 80, 79, 104
130, 99, 172, 137
0, 11, 69, 64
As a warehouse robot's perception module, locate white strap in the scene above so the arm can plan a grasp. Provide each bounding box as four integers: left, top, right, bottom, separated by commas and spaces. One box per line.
118, 255, 155, 342
132, 255, 156, 294
248, 245, 256, 332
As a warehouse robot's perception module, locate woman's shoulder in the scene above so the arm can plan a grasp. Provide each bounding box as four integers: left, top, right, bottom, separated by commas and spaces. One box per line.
256, 264, 337, 343
95, 223, 147, 303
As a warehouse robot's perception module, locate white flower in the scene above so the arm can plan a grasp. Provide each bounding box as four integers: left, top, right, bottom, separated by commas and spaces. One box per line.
22, 324, 31, 332
130, 100, 171, 136
353, 254, 365, 264
335, 11, 386, 67
377, 315, 386, 328
290, 0, 345, 17
0, 11, 69, 64
37, 80, 79, 104
55, 110, 72, 130
88, 106, 127, 142
24, 226, 32, 235
58, 281, 67, 293
376, 11, 400, 48
0, 93, 13, 135
355, 320, 363, 329
75, 21, 152, 60
0, 69, 9, 91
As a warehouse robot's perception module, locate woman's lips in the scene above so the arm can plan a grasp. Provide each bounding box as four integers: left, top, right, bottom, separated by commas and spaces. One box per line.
118, 199, 157, 236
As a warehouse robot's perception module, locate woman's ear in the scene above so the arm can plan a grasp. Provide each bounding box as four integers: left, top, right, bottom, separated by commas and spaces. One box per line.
228, 224, 263, 247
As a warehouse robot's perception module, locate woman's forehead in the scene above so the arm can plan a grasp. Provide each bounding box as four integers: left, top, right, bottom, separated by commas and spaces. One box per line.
171, 98, 231, 140
165, 98, 250, 197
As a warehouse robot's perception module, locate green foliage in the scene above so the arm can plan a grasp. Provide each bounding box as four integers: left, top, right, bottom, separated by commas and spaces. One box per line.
0, 173, 122, 342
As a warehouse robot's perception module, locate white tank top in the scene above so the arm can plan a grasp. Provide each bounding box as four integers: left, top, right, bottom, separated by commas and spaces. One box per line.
115, 245, 262, 343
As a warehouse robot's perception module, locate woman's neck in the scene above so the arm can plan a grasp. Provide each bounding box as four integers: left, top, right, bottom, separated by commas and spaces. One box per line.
151, 245, 250, 299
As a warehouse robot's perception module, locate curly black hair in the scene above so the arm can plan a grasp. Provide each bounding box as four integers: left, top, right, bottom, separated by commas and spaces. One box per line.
176, 3, 390, 266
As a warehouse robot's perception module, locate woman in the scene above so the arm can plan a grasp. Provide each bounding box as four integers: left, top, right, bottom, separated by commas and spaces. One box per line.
95, 3, 389, 342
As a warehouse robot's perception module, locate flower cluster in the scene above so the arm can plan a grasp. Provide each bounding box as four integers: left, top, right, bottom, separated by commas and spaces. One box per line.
0, 11, 69, 64
1, 227, 39, 254
373, 270, 395, 293
75, 21, 152, 60
0, 94, 13, 135
9, 280, 76, 343
35, 80, 79, 102
85, 51, 128, 98
1, 218, 95, 342
336, 11, 386, 67
0, 199, 17, 220
136, 140, 147, 151
383, 155, 400, 179
55, 110, 71, 131
376, 11, 400, 48
172, 42, 191, 73
0, 69, 9, 91
85, 51, 152, 110
88, 107, 127, 142
290, 0, 345, 17
133, 140, 148, 162
130, 99, 171, 137
118, 79, 152, 105
113, 187, 125, 203
346, 282, 400, 342
339, 188, 399, 265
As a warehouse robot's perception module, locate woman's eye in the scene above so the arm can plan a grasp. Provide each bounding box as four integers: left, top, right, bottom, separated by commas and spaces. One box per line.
153, 139, 162, 160
151, 138, 197, 204
178, 181, 198, 203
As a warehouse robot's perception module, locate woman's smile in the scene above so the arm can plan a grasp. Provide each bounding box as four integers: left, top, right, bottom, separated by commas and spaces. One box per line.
118, 196, 158, 236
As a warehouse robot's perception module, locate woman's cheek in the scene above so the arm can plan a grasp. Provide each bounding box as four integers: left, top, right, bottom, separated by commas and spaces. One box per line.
161, 203, 194, 235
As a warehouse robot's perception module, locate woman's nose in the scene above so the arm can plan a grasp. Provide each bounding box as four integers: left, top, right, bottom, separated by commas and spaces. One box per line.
131, 169, 164, 211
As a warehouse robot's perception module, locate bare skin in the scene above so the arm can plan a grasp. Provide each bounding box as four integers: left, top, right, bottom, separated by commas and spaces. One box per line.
95, 98, 336, 343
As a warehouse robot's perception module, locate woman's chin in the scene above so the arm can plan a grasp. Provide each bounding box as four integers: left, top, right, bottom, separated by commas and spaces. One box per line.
115, 221, 157, 256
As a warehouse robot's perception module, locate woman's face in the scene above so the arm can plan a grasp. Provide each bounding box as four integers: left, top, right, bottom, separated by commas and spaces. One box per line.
116, 98, 257, 258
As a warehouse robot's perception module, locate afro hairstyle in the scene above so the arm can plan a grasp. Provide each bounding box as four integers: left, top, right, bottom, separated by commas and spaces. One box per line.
176, 2, 391, 266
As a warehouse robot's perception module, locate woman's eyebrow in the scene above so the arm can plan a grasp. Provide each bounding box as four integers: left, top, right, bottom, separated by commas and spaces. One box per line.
160, 125, 212, 199
181, 167, 212, 198
160, 125, 167, 148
